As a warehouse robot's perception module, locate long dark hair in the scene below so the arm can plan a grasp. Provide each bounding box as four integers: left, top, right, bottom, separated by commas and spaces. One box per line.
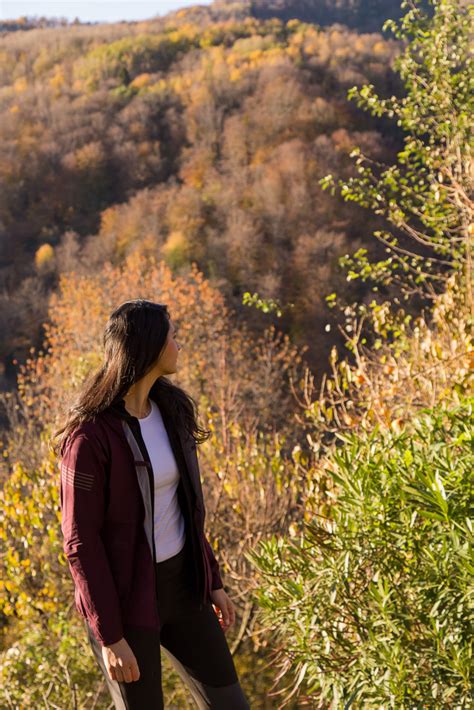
49, 299, 210, 458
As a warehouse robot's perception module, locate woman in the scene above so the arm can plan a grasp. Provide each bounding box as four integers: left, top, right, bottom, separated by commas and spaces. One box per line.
52, 299, 250, 709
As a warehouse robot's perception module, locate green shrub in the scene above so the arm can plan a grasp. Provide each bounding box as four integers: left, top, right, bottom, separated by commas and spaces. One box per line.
0, 612, 110, 709
249, 397, 474, 708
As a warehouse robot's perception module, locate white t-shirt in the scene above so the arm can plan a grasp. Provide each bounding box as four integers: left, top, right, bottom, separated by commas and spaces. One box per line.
138, 398, 186, 562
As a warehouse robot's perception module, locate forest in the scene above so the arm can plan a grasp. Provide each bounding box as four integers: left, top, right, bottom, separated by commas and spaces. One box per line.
0, 0, 472, 707
0, 0, 413, 386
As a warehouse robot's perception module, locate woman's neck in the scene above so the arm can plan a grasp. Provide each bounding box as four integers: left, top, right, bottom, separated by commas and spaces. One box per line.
123, 393, 151, 418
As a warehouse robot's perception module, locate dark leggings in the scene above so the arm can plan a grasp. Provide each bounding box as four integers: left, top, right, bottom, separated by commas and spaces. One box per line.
85, 536, 250, 709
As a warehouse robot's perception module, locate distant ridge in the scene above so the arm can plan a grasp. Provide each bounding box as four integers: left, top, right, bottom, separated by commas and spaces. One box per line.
0, 1, 433, 36
216, 0, 433, 34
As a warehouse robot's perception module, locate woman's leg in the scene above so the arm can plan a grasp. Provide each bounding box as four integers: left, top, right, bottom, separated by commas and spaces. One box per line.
160, 603, 250, 710
155, 538, 250, 709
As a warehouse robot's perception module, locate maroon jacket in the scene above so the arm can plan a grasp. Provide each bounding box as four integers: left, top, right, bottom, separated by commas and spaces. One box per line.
59, 391, 223, 647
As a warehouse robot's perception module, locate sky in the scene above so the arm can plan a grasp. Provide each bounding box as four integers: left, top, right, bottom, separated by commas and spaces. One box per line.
0, 0, 214, 23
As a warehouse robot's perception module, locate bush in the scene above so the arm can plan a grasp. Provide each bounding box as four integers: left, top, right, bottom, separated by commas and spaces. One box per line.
249, 397, 474, 708
0, 612, 109, 709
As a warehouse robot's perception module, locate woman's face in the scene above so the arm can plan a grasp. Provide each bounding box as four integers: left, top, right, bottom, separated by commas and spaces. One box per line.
155, 319, 180, 375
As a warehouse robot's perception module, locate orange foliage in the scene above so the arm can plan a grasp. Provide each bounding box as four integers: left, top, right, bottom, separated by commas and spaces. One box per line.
130, 72, 152, 88
17, 254, 305, 449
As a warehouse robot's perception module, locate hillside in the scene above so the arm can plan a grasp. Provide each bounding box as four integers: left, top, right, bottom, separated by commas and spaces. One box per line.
0, 4, 411, 385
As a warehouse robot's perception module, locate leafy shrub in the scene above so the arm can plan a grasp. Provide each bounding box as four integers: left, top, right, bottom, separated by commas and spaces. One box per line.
0, 612, 109, 709
249, 397, 474, 708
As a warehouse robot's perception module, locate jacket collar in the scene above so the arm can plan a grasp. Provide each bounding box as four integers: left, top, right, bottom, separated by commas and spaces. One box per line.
97, 392, 156, 433
109, 396, 139, 422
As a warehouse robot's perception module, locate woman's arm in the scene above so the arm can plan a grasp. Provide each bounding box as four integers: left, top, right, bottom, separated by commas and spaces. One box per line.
59, 430, 124, 647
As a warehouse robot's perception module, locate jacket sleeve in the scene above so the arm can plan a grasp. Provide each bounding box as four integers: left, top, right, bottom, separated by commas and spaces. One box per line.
203, 533, 224, 590
59, 430, 124, 647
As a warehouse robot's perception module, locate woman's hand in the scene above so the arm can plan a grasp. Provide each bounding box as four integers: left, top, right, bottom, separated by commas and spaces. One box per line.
102, 637, 140, 683
210, 588, 235, 633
